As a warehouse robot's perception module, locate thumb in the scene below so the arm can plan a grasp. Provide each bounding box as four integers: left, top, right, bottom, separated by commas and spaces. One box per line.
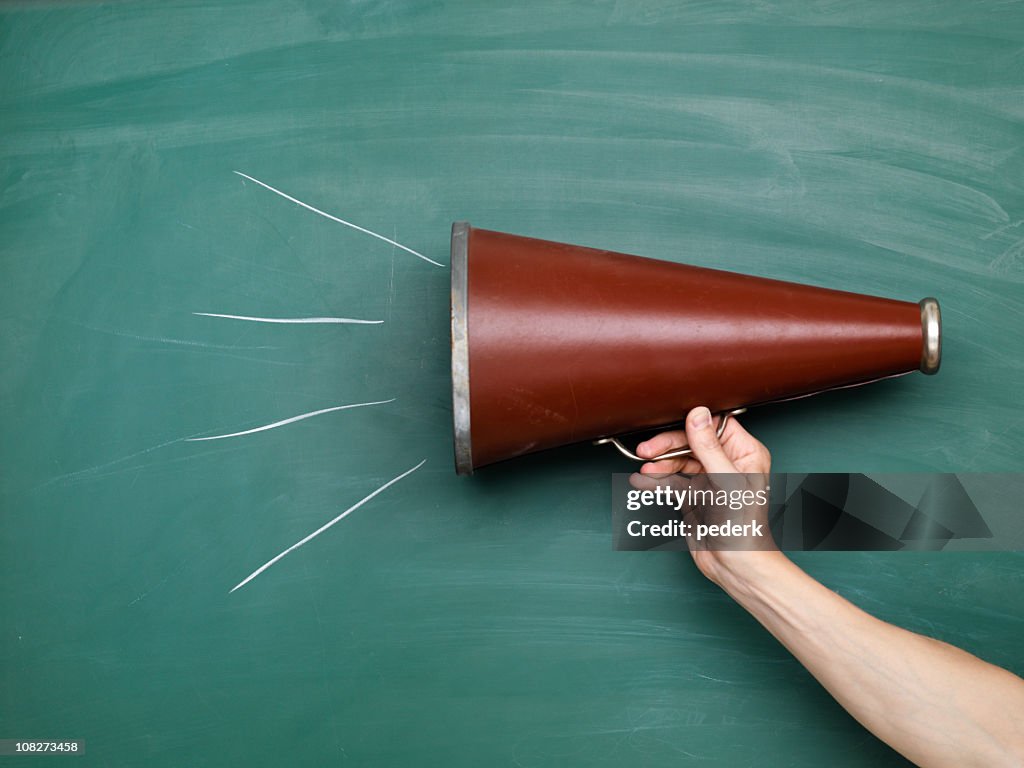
685, 406, 738, 474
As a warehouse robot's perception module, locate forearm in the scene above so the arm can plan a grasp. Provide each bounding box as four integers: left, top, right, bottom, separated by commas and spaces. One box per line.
714, 552, 1024, 768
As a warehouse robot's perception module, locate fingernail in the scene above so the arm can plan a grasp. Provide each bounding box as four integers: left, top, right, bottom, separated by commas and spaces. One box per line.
691, 406, 711, 429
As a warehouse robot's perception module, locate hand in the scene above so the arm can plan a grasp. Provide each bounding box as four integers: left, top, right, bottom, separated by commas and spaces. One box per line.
636, 406, 771, 477
633, 406, 779, 585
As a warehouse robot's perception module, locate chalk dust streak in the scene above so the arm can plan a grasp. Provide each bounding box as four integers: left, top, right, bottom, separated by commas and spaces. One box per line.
229, 459, 427, 593
186, 400, 395, 442
233, 171, 444, 267
193, 312, 382, 325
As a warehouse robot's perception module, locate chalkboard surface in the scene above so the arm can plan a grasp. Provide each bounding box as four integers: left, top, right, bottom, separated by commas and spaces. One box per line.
2, 1, 1022, 766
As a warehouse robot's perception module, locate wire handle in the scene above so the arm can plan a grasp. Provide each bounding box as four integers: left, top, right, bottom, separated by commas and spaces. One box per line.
594, 408, 748, 462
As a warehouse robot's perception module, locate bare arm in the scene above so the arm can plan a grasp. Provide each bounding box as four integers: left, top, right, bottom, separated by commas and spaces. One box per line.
637, 407, 1024, 768
715, 550, 1024, 768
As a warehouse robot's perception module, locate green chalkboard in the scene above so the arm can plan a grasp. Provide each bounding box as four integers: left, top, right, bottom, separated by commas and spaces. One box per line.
2, 1, 1022, 766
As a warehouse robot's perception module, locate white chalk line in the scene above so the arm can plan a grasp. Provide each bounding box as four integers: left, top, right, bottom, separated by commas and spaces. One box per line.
229, 459, 427, 593
193, 312, 383, 325
186, 399, 395, 442
233, 171, 444, 268
39, 401, 393, 486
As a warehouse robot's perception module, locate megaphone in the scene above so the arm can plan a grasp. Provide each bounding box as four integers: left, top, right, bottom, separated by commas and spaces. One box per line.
450, 222, 941, 475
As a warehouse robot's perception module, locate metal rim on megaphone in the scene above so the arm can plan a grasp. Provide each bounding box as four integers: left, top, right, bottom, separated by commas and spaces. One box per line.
450, 221, 473, 476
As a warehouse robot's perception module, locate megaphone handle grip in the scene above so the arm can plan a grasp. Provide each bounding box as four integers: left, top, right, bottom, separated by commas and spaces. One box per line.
594, 408, 747, 462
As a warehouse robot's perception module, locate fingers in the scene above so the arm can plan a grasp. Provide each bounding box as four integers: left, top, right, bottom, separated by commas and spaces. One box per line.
719, 417, 772, 474
638, 437, 700, 475
640, 456, 703, 475
637, 429, 688, 475
639, 459, 680, 475
636, 407, 759, 475
636, 430, 687, 460
684, 406, 738, 474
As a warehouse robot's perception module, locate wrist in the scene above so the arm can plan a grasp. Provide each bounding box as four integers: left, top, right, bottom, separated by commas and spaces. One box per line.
704, 549, 794, 598
706, 551, 842, 651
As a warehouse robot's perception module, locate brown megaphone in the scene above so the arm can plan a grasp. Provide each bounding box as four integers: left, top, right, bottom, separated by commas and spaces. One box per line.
450, 223, 941, 475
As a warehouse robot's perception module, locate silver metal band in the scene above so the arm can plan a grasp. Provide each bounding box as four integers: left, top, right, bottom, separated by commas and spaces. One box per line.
451, 222, 474, 475
919, 297, 941, 375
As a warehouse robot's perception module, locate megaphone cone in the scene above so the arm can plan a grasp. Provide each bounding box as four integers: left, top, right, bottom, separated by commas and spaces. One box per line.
450, 223, 940, 475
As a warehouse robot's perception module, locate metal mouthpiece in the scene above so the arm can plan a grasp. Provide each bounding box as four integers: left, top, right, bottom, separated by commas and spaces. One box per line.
919, 298, 941, 375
